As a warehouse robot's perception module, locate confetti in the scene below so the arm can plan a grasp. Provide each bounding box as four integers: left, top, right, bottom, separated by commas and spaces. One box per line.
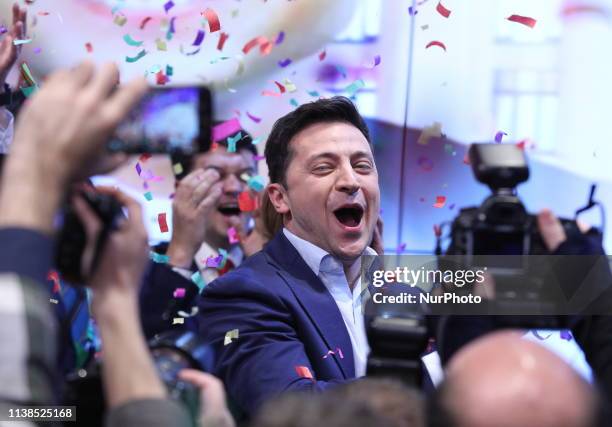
254, 154, 265, 161
191, 272, 206, 292
126, 49, 147, 63
206, 254, 224, 268
278, 58, 292, 68
135, 163, 142, 175
242, 36, 269, 55
318, 50, 326, 61
213, 118, 242, 142
164, 0, 175, 13
149, 251, 170, 264
158, 213, 169, 233
178, 306, 199, 317
139, 16, 153, 30
85, 42, 93, 53
397, 243, 407, 252
295, 366, 314, 380
224, 329, 240, 345
20, 63, 37, 87
290, 98, 299, 107
251, 137, 263, 145
217, 32, 229, 50
307, 90, 320, 97
202, 8, 221, 32
114, 14, 127, 26
13, 39, 32, 46
417, 122, 443, 145
247, 175, 265, 192
532, 330, 552, 340
417, 156, 434, 171
144, 191, 153, 201
20, 86, 37, 98
47, 270, 61, 294
50, 298, 59, 305
262, 90, 281, 98
433, 224, 442, 237
322, 348, 344, 359
156, 71, 169, 85
284, 79, 297, 92
560, 330, 573, 341
173, 163, 184, 175
156, 38, 168, 51
335, 65, 348, 78
238, 191, 257, 212
166, 65, 174, 76
274, 81, 286, 93
494, 131, 508, 143
345, 79, 365, 97
228, 227, 240, 244
433, 196, 447, 208
436, 1, 451, 18
246, 111, 262, 123
371, 55, 381, 68
275, 31, 285, 45
227, 132, 243, 153
507, 14, 537, 28
192, 29, 205, 46
172, 317, 185, 325
173, 288, 186, 298
0, 26, 6, 34
426, 40, 447, 51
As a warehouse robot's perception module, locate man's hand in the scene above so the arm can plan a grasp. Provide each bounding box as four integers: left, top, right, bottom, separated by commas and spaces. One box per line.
0, 3, 26, 87
178, 369, 235, 427
167, 168, 222, 268
0, 62, 147, 233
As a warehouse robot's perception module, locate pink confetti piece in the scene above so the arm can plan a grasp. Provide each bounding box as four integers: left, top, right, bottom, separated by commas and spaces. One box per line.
212, 118, 242, 142
507, 14, 537, 28
318, 50, 326, 61
228, 227, 240, 244
433, 196, 447, 208
436, 1, 451, 18
202, 8, 221, 32
295, 366, 314, 380
494, 131, 507, 143
254, 154, 265, 161
262, 90, 281, 97
158, 213, 169, 233
246, 111, 262, 123
139, 16, 152, 30
426, 40, 447, 51
173, 288, 186, 298
85, 42, 93, 53
242, 36, 269, 55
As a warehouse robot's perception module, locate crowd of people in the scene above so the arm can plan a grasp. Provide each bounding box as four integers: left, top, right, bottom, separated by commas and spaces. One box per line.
1, 3, 612, 427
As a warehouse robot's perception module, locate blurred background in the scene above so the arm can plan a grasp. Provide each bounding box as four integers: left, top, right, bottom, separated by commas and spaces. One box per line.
3, 0, 611, 253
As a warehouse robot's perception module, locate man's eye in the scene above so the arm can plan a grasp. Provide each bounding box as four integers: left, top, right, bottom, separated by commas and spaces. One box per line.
313, 165, 332, 173
355, 162, 372, 170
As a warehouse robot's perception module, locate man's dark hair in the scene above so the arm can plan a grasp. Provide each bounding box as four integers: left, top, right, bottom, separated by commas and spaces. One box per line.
264, 96, 371, 186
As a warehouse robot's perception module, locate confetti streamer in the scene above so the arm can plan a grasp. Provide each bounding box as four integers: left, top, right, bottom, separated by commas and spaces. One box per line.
318, 50, 326, 61
436, 1, 451, 18
192, 29, 205, 46
202, 8, 221, 32
224, 329, 240, 345
85, 42, 93, 53
227, 227, 240, 244
227, 132, 242, 153
295, 366, 314, 380
242, 36, 269, 55
246, 111, 262, 123
213, 118, 242, 142
126, 49, 147, 63
217, 32, 229, 50
426, 40, 447, 51
417, 156, 434, 171
158, 213, 169, 233
191, 271, 206, 292
178, 306, 199, 317
278, 58, 292, 67
13, 39, 32, 46
247, 175, 265, 192
173, 288, 186, 298
433, 196, 446, 208
149, 251, 170, 264
164, 0, 174, 13
144, 191, 153, 201
507, 14, 537, 28
494, 131, 508, 143
139, 16, 152, 30
238, 191, 257, 212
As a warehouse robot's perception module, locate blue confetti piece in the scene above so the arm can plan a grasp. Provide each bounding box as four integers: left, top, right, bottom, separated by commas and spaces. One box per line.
247, 175, 265, 192
149, 251, 170, 264
191, 271, 206, 292
227, 132, 242, 153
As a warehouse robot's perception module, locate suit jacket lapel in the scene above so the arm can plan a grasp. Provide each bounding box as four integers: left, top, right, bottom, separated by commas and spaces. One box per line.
264, 232, 355, 379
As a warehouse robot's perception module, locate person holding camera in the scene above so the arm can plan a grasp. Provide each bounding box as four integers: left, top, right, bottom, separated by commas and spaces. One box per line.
0, 60, 234, 427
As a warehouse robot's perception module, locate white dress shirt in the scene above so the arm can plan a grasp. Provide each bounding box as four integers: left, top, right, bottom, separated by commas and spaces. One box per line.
283, 228, 375, 377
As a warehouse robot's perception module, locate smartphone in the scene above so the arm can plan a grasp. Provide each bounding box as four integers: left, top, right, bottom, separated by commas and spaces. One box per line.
108, 86, 212, 155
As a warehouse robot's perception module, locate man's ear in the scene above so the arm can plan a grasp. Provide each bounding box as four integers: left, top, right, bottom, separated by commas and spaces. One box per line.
267, 183, 290, 215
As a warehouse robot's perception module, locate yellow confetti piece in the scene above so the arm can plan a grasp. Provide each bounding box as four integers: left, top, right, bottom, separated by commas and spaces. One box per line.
173, 163, 184, 175
224, 329, 239, 345
283, 79, 297, 93
417, 122, 443, 145
156, 38, 167, 51
114, 14, 127, 26
172, 317, 185, 325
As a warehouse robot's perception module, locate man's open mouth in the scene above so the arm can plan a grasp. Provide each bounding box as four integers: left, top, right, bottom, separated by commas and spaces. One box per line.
333, 204, 365, 228
218, 204, 241, 216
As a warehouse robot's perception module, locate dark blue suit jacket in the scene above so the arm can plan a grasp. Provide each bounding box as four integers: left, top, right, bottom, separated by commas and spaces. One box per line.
198, 231, 355, 415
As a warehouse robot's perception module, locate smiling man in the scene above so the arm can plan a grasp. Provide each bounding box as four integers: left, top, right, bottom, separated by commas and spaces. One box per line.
198, 97, 380, 416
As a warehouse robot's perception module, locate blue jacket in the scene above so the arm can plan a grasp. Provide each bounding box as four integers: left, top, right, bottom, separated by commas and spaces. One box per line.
198, 231, 355, 415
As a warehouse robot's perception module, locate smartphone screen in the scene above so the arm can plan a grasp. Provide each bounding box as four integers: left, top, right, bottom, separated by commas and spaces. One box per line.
108, 86, 212, 155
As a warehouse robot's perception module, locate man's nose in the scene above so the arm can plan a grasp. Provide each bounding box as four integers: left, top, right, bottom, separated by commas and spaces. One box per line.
223, 173, 245, 195
335, 164, 360, 195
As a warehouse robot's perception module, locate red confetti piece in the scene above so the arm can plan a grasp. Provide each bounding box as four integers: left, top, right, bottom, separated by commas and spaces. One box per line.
85, 42, 93, 53
436, 1, 451, 18
139, 16, 153, 30
217, 32, 229, 50
433, 224, 442, 237
274, 81, 286, 94
433, 196, 446, 208
156, 71, 169, 85
238, 191, 257, 212
202, 8, 221, 33
295, 366, 314, 380
242, 36, 269, 55
47, 270, 61, 293
261, 90, 281, 97
318, 50, 326, 61
507, 14, 537, 28
246, 111, 262, 123
158, 213, 169, 233
139, 153, 152, 162
37, 11, 50, 16
426, 40, 447, 51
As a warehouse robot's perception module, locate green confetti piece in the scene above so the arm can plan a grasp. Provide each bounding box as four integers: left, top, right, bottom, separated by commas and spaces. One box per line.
166, 65, 174, 76
20, 85, 38, 98
144, 191, 153, 201
345, 79, 365, 96
247, 175, 265, 192
126, 49, 147, 63
149, 251, 170, 264
290, 98, 299, 107
307, 90, 320, 97
21, 63, 37, 85
191, 271, 206, 293
123, 34, 144, 47
13, 39, 32, 46
227, 132, 242, 153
